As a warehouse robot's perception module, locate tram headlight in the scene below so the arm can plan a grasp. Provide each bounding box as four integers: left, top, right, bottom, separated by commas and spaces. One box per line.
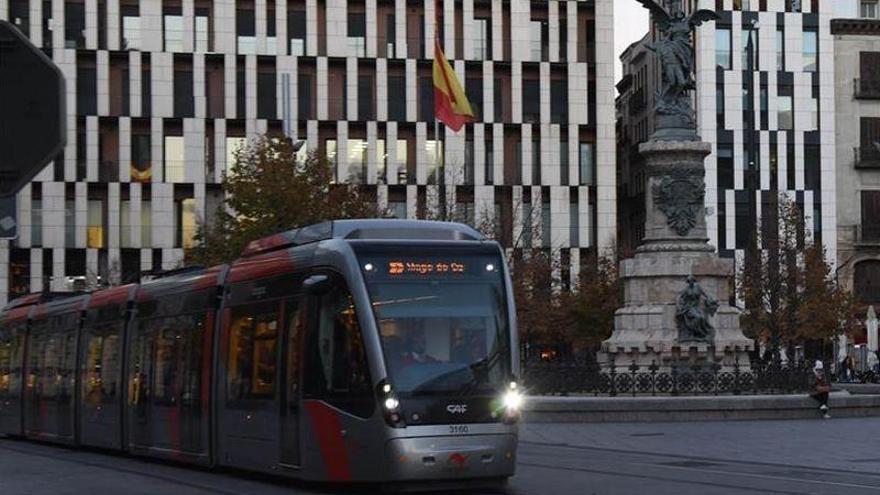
502, 389, 523, 411
384, 397, 400, 411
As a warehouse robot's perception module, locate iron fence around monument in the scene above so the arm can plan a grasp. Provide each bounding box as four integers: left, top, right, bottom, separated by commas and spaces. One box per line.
522, 359, 821, 397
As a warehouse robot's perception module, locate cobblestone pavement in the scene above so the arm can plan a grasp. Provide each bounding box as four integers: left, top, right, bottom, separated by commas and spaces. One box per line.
2, 418, 879, 495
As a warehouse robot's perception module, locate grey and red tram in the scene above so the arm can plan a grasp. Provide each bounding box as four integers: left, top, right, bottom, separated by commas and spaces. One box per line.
0, 220, 521, 487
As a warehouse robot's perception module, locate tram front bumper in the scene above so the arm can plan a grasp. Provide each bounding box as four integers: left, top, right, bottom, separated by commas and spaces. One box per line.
385, 433, 517, 481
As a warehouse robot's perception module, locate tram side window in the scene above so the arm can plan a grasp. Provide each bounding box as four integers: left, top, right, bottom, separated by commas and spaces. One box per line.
83, 325, 122, 405
227, 302, 281, 403
30, 329, 76, 400
151, 314, 206, 407
0, 332, 19, 396
285, 299, 303, 404
304, 285, 374, 418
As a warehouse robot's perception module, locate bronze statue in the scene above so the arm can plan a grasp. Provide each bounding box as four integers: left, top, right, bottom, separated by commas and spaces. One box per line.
676, 275, 719, 342
635, 1, 719, 139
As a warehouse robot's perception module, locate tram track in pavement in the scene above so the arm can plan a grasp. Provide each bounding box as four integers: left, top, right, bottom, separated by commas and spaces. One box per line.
516, 439, 880, 494
0, 438, 319, 495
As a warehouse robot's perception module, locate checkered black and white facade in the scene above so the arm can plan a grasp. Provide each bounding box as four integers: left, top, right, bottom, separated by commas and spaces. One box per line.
693, 0, 837, 266
0, 0, 617, 305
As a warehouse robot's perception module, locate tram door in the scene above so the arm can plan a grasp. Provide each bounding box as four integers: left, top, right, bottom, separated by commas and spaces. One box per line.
218, 298, 283, 471
0, 325, 24, 435
280, 297, 304, 467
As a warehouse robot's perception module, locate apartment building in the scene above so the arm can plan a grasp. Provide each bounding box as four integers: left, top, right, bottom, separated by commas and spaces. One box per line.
0, 0, 616, 305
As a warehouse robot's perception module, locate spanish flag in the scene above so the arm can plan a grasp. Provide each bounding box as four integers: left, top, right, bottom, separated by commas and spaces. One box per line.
433, 38, 473, 132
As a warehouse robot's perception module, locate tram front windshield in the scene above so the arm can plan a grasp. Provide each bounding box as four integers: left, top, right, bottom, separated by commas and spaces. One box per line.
358, 251, 511, 396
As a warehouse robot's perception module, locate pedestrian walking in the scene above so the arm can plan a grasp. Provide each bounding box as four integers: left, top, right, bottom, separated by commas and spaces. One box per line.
810, 360, 831, 419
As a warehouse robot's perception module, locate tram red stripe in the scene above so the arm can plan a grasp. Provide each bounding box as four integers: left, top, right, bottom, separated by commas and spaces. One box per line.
304, 401, 351, 481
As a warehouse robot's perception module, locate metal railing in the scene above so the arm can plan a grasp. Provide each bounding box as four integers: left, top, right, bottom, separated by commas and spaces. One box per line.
855, 146, 880, 169
523, 359, 818, 396
855, 224, 880, 244
855, 78, 880, 99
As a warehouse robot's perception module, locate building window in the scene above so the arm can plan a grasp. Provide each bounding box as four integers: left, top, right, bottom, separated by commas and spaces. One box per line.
65, 2, 86, 49
530, 20, 547, 62
298, 73, 313, 120
464, 136, 474, 184
742, 28, 758, 70
164, 14, 184, 52
377, 139, 387, 184
257, 70, 277, 119
121, 6, 141, 50
384, 13, 395, 57
237, 4, 256, 54
466, 77, 483, 121
426, 140, 442, 184
531, 138, 541, 185
164, 136, 185, 183
131, 134, 151, 182
325, 139, 338, 176
31, 199, 42, 246
862, 1, 879, 19
579, 143, 594, 186
388, 75, 406, 121
389, 201, 407, 219
346, 139, 367, 183
226, 137, 247, 175
141, 201, 152, 246
485, 135, 494, 185
266, 3, 277, 55
419, 76, 434, 122
778, 94, 793, 130
289, 10, 306, 55
569, 201, 579, 247
551, 80, 568, 124
716, 28, 731, 69
560, 139, 569, 186
42, 1, 53, 49
862, 191, 880, 242
9, 0, 29, 37
348, 12, 366, 57
803, 30, 818, 73
120, 200, 132, 248
541, 201, 551, 247
358, 75, 374, 121
195, 10, 211, 52
473, 18, 491, 60
176, 198, 197, 249
174, 67, 194, 117
776, 28, 785, 71
855, 260, 880, 303
87, 200, 105, 249
522, 79, 540, 124
395, 139, 408, 183
77, 66, 98, 115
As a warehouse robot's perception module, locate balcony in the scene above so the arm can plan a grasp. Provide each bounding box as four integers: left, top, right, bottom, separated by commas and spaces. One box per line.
855, 224, 880, 246
855, 146, 880, 169
855, 78, 880, 99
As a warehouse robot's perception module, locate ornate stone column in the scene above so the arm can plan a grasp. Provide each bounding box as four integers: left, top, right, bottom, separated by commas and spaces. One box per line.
601, 140, 753, 370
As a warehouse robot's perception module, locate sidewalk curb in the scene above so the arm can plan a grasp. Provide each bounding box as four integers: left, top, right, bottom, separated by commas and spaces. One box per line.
523, 392, 880, 423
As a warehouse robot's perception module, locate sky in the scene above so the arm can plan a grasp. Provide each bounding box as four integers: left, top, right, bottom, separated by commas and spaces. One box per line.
614, 1, 651, 84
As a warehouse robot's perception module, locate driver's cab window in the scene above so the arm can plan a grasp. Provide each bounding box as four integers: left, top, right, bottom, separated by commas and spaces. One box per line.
304, 280, 374, 418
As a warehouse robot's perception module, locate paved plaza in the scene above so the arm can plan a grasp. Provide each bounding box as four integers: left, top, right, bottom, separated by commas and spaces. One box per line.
2, 418, 879, 495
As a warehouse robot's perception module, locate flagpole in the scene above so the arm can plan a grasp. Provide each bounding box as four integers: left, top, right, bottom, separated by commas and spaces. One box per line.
435, 0, 442, 187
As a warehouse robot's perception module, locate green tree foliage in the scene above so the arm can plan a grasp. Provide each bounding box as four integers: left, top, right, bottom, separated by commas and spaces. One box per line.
186, 136, 385, 266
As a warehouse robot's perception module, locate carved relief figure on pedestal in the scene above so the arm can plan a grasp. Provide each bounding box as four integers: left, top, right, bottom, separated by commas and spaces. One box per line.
652, 169, 706, 236
676, 275, 719, 343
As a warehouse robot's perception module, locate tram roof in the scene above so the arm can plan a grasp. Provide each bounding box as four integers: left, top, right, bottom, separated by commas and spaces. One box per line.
241, 219, 484, 258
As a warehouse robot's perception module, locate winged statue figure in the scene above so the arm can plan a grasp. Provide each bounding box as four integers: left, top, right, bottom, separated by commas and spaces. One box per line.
635, 0, 719, 137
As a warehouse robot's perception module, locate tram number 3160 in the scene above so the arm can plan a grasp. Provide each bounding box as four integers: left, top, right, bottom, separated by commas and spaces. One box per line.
449, 425, 469, 434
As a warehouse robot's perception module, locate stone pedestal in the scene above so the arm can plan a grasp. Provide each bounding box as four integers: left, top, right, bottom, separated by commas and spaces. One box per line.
601, 140, 753, 371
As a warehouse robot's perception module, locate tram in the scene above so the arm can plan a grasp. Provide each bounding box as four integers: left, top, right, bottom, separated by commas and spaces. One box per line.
0, 220, 521, 487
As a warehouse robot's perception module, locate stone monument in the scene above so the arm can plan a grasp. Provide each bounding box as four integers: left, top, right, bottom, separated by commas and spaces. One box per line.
602, 1, 753, 370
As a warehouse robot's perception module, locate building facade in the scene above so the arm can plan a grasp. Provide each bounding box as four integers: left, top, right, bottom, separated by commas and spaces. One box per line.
615, 33, 656, 255
691, 0, 837, 268
832, 0, 880, 307
0, 0, 616, 305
